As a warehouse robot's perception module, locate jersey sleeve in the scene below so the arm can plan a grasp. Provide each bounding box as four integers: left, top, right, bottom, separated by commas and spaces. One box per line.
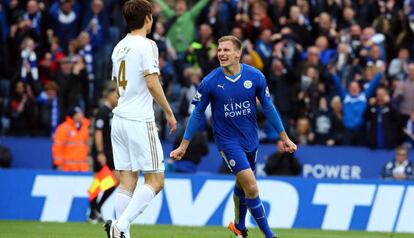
94, 109, 105, 131
183, 78, 211, 141
256, 72, 272, 107
191, 78, 211, 111
142, 40, 160, 76
256, 71, 285, 133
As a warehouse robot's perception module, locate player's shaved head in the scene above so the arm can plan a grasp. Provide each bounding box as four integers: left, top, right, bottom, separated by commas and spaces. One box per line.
218, 35, 242, 51
123, 0, 152, 31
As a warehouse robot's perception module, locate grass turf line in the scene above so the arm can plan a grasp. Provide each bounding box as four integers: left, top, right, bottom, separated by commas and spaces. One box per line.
0, 221, 413, 238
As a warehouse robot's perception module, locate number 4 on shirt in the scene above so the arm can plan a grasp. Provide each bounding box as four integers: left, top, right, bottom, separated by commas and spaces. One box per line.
114, 60, 127, 90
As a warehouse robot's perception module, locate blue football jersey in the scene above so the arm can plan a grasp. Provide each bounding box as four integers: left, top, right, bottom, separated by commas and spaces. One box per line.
192, 64, 273, 151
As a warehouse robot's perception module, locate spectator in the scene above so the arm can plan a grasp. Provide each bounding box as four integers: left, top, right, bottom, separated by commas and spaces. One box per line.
314, 35, 336, 66
269, 0, 290, 29
314, 12, 337, 46
230, 26, 244, 43
159, 53, 176, 91
49, 0, 80, 52
36, 81, 60, 136
293, 117, 314, 145
296, 46, 325, 84
373, 16, 395, 63
54, 56, 88, 120
39, 37, 65, 83
152, 22, 176, 60
22, 0, 51, 49
81, 0, 110, 99
8, 81, 37, 136
297, 66, 325, 117
330, 68, 382, 145
20, 37, 39, 84
201, 0, 234, 39
239, 0, 273, 41
154, 0, 210, 55
267, 59, 294, 128
272, 27, 302, 69
8, 12, 39, 73
388, 48, 409, 81
354, 0, 378, 28
254, 28, 273, 66
329, 96, 344, 145
331, 43, 354, 85
382, 146, 414, 180
287, 5, 312, 48
348, 24, 363, 53
52, 106, 90, 172
186, 23, 218, 76
403, 111, 414, 148
241, 40, 264, 71
338, 7, 356, 31
81, 0, 109, 50
395, 17, 414, 55
313, 97, 335, 146
177, 67, 209, 124
393, 63, 414, 123
264, 139, 302, 176
234, 0, 251, 39
366, 44, 385, 70
365, 87, 401, 149
78, 32, 94, 101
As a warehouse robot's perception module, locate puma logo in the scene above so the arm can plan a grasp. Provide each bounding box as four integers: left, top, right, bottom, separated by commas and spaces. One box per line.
217, 84, 225, 90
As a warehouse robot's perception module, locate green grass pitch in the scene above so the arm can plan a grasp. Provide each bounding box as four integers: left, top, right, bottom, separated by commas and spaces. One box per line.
1, 221, 414, 238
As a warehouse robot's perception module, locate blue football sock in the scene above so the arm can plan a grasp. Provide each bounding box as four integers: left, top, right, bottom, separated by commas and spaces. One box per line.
233, 186, 247, 230
246, 196, 274, 238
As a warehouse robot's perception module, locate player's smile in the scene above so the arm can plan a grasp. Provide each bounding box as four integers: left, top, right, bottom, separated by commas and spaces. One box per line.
219, 57, 229, 64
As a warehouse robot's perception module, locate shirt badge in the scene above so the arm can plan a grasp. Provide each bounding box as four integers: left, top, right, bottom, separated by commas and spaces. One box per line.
193, 91, 202, 101
244, 80, 252, 89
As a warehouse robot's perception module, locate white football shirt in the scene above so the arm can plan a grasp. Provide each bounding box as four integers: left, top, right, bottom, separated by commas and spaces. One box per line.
111, 34, 160, 121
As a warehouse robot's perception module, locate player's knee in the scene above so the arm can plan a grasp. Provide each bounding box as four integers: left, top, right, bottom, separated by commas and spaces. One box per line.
147, 180, 164, 194
119, 174, 138, 193
119, 180, 136, 193
243, 183, 259, 198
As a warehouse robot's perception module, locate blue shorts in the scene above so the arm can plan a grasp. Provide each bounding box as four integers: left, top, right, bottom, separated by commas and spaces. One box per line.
220, 146, 257, 174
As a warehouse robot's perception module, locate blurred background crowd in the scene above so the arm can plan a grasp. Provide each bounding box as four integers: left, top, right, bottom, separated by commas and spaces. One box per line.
1, 0, 414, 152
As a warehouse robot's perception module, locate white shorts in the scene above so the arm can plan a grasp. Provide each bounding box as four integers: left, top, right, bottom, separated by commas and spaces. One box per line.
111, 115, 165, 172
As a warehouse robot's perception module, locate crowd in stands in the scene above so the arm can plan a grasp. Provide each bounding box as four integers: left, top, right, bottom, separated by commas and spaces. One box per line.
1, 0, 414, 151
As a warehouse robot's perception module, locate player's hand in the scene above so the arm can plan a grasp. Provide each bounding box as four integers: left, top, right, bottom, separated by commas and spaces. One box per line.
97, 153, 107, 166
170, 146, 186, 161
166, 113, 177, 134
281, 138, 297, 153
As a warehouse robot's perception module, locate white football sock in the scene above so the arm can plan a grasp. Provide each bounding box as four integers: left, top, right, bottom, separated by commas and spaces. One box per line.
116, 184, 156, 232
115, 188, 132, 238
115, 188, 132, 218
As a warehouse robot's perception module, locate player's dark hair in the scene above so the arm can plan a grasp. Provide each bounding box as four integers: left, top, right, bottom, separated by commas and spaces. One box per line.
218, 35, 243, 51
123, 0, 152, 31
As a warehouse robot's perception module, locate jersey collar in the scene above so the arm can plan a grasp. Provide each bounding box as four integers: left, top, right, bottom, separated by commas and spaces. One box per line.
223, 64, 243, 83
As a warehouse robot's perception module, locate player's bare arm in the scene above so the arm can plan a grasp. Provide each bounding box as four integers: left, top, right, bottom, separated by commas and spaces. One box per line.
145, 73, 177, 134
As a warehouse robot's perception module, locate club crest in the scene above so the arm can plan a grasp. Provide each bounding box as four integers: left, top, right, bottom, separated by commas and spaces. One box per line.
244, 80, 252, 89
